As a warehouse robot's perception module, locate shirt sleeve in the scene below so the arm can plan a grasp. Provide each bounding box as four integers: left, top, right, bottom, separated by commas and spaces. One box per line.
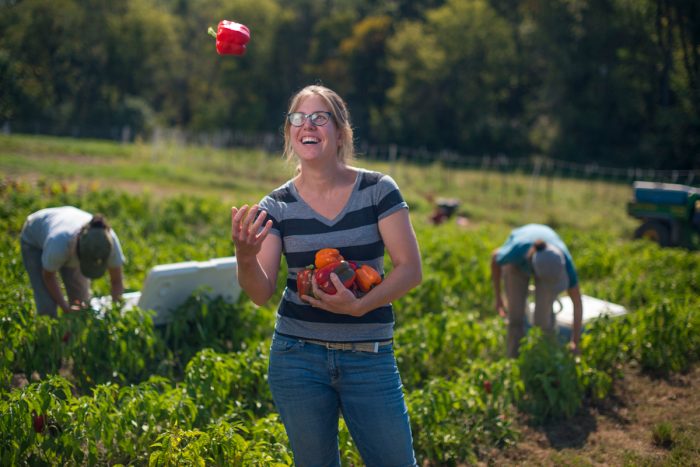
108, 230, 126, 268
41, 233, 72, 272
495, 239, 530, 266
565, 258, 579, 288
258, 195, 282, 237
376, 174, 408, 220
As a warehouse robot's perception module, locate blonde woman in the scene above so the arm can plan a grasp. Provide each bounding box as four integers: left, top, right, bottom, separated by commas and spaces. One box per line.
231, 85, 422, 466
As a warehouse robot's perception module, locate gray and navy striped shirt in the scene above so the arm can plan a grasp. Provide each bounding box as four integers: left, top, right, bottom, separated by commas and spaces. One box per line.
259, 168, 408, 342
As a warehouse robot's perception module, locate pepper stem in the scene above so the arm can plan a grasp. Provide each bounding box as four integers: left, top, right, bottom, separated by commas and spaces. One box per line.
207, 27, 217, 39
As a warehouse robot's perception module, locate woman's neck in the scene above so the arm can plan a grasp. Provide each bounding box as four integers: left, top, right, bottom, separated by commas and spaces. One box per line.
295, 162, 354, 195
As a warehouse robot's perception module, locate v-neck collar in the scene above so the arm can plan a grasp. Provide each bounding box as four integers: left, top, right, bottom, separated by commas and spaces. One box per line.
289, 170, 362, 225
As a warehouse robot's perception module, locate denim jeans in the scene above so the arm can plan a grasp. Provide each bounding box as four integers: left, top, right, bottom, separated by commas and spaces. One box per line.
503, 264, 558, 358
268, 332, 417, 467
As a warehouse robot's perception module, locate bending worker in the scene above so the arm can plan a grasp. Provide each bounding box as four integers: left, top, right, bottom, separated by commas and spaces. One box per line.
491, 223, 582, 357
20, 206, 125, 317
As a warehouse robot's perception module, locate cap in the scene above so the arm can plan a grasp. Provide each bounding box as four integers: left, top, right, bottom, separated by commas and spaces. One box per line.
78, 225, 113, 279
531, 244, 568, 294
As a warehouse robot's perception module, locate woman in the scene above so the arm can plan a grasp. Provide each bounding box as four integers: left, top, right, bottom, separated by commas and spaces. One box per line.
231, 85, 422, 466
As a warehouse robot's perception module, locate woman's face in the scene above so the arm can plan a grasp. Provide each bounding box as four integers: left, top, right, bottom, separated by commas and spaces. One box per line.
289, 94, 341, 164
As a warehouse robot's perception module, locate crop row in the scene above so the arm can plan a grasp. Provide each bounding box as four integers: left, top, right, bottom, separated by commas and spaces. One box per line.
1, 180, 699, 465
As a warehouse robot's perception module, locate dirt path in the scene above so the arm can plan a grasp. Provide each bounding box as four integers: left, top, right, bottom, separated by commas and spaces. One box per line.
480, 364, 700, 466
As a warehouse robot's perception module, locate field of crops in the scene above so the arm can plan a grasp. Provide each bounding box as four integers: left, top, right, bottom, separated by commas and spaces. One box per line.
1, 135, 699, 465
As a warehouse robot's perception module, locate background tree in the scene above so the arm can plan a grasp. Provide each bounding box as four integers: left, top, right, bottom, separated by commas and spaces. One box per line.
387, 0, 523, 155
1, 0, 698, 168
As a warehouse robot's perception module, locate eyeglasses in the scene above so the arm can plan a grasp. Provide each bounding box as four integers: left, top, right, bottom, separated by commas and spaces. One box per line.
287, 111, 332, 127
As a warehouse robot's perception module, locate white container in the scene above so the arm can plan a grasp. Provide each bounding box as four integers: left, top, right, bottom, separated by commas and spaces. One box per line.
91, 256, 241, 326
527, 293, 628, 341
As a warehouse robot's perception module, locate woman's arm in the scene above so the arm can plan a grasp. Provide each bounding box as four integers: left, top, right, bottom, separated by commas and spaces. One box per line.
231, 205, 280, 306
567, 284, 583, 354
491, 249, 506, 317
108, 266, 124, 302
41, 269, 70, 313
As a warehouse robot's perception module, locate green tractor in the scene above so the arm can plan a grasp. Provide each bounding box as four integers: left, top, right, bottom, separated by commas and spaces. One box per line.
627, 181, 700, 248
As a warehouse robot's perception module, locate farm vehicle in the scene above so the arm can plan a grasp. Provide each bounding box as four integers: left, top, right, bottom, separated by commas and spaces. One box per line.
627, 181, 700, 248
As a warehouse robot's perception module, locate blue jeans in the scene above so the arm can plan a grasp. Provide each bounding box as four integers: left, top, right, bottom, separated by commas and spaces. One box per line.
268, 332, 417, 467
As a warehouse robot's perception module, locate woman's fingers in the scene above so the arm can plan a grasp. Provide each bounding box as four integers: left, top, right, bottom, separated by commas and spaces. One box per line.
250, 209, 267, 238
231, 205, 248, 236
232, 205, 272, 250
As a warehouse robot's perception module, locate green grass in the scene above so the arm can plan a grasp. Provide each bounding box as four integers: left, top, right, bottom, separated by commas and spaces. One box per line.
0, 133, 638, 238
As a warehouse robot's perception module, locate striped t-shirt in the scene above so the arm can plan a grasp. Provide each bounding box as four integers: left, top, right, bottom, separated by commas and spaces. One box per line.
259, 168, 408, 342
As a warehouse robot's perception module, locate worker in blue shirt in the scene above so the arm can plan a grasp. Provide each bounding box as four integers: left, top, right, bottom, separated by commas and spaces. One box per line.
491, 224, 582, 357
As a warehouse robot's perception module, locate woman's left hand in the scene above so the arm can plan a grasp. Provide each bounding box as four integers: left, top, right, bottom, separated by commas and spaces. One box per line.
304, 273, 360, 316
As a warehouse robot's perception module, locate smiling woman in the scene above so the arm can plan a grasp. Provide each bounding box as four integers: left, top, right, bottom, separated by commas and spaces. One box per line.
230, 84, 423, 466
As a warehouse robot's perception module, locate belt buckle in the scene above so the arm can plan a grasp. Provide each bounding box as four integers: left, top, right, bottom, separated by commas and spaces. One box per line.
316, 340, 382, 353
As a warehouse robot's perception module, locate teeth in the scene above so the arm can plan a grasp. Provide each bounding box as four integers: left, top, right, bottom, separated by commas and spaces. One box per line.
302, 136, 319, 144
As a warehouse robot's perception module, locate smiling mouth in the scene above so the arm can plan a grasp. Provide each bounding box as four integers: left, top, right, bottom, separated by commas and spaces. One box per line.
302, 137, 319, 145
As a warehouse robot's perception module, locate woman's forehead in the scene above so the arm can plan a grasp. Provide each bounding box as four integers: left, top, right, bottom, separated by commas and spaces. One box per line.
296, 94, 329, 111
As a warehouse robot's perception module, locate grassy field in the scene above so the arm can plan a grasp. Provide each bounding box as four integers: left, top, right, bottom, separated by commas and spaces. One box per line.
0, 133, 638, 236
1, 134, 698, 465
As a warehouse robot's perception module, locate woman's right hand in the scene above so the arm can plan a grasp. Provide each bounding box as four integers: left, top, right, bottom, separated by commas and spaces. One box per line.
231, 204, 273, 259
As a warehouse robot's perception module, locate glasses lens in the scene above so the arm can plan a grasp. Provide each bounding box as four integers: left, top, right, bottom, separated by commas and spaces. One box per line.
288, 112, 304, 127
310, 112, 329, 126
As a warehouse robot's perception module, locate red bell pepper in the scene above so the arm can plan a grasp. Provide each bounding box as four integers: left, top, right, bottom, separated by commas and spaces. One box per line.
296, 266, 315, 300
32, 412, 47, 434
315, 248, 344, 269
314, 261, 356, 295
354, 264, 382, 293
207, 20, 250, 56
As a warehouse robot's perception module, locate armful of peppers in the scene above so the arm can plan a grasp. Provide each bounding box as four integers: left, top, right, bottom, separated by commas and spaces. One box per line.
296, 249, 382, 301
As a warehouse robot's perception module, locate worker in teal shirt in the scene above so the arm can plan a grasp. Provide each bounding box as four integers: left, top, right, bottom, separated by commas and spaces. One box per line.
491, 224, 582, 357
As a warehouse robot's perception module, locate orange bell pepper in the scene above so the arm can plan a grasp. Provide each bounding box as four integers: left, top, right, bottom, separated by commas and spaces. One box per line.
314, 248, 344, 269
355, 265, 382, 293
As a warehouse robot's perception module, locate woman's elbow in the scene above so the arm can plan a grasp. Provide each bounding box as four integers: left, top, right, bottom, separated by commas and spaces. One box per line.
251, 297, 270, 307
247, 289, 274, 307
409, 265, 423, 290
240, 282, 275, 307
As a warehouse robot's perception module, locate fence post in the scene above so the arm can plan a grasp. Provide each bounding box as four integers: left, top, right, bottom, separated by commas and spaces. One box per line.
546, 159, 554, 203
525, 157, 543, 214
388, 143, 398, 177
480, 156, 491, 198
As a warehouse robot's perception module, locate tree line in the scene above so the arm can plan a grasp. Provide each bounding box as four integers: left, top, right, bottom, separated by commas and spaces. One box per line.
1, 0, 698, 169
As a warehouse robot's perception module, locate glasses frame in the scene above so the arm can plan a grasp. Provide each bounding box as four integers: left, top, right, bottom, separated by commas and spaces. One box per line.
287, 111, 333, 127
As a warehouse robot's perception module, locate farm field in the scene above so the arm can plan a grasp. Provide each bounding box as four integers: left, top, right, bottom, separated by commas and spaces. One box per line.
1, 134, 699, 465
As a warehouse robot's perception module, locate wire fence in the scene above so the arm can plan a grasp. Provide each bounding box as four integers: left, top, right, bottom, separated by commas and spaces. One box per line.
5, 122, 699, 187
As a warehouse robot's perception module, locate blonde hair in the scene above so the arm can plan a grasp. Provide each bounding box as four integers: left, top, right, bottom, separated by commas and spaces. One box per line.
282, 85, 355, 165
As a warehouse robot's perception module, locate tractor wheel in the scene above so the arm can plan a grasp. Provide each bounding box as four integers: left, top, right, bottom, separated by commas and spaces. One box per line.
634, 221, 671, 246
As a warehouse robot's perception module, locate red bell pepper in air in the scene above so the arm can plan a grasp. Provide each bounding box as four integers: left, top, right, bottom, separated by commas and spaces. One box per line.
207, 20, 250, 56
314, 261, 356, 295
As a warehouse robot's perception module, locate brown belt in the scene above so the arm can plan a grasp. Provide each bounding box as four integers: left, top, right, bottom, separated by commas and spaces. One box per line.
300, 338, 393, 353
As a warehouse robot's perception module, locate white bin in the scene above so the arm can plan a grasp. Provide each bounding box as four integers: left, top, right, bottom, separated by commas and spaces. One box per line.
91, 256, 241, 326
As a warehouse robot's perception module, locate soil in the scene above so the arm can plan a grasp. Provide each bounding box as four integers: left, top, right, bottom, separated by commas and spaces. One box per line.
477, 364, 700, 466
